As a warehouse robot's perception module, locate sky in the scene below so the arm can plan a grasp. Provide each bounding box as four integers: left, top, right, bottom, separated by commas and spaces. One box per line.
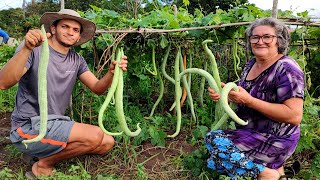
0, 0, 22, 10
0, 0, 319, 17
248, 0, 320, 17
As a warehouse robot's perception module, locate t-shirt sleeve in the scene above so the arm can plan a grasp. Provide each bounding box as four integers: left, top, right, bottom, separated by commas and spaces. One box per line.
15, 41, 34, 69
77, 56, 89, 77
276, 60, 304, 103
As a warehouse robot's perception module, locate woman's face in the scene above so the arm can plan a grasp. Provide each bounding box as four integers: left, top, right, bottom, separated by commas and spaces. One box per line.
250, 25, 279, 58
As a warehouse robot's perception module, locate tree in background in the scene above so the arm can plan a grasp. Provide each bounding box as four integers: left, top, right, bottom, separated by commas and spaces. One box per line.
169, 0, 248, 15
0, 0, 105, 40
64, 0, 103, 11
0, 8, 25, 39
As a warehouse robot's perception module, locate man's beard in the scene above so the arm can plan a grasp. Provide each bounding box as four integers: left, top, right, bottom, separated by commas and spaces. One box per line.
59, 39, 73, 48
56, 36, 75, 48
61, 42, 73, 48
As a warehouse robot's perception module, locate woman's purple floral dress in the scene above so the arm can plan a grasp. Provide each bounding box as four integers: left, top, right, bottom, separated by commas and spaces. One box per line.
205, 56, 305, 178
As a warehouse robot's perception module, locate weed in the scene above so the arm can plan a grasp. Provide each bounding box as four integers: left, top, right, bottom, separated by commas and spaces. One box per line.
4, 145, 22, 159
136, 164, 148, 180
0, 167, 14, 179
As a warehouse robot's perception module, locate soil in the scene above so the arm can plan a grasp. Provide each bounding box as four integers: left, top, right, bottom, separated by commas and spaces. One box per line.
0, 112, 311, 179
0, 112, 30, 172
0, 112, 198, 179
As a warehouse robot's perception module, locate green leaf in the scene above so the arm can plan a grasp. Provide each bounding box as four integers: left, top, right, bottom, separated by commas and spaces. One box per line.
160, 35, 169, 49
198, 125, 209, 137
148, 126, 166, 146
133, 127, 149, 146
147, 39, 156, 48
183, 0, 190, 6
209, 15, 222, 25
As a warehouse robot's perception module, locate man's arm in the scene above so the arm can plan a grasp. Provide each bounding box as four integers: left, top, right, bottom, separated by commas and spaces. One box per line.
0, 47, 30, 90
79, 70, 114, 95
79, 57, 128, 95
0, 29, 47, 90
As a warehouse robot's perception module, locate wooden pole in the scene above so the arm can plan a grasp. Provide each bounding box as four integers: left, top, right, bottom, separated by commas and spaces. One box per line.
173, 5, 178, 18
22, 0, 26, 19
60, 0, 65, 10
96, 21, 320, 34
272, 0, 278, 18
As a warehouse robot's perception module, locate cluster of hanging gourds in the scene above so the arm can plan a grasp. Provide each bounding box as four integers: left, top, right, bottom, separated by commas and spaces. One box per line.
99, 40, 248, 138
25, 36, 248, 148
98, 48, 141, 137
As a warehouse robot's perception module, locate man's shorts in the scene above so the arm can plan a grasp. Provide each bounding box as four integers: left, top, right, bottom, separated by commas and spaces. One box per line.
10, 115, 75, 158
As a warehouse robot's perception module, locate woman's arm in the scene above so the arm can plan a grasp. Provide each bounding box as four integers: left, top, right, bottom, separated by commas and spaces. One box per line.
229, 86, 303, 126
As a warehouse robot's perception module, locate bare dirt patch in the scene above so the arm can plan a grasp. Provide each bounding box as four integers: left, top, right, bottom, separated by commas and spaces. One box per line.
0, 112, 198, 179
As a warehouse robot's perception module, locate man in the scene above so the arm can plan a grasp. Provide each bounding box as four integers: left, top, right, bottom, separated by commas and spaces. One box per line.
0, 9, 127, 177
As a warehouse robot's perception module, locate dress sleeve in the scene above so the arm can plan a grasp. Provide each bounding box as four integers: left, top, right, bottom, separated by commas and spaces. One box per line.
276, 59, 304, 103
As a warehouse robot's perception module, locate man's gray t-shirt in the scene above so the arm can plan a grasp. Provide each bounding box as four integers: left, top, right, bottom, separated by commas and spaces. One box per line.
11, 44, 89, 130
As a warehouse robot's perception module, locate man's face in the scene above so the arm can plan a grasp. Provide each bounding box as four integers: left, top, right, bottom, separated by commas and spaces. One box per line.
50, 19, 81, 47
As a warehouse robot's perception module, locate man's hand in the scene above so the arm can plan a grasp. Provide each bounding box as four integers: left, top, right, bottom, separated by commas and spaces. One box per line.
109, 55, 128, 74
24, 29, 51, 50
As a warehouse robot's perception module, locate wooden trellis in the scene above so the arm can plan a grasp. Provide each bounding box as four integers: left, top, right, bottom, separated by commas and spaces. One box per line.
95, 20, 320, 35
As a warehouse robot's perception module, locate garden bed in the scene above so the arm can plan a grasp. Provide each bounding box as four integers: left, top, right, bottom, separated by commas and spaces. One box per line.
0, 112, 200, 179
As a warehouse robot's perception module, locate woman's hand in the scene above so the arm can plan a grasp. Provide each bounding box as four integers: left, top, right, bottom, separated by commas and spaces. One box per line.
208, 87, 220, 102
228, 86, 254, 106
208, 82, 225, 102
209, 83, 253, 105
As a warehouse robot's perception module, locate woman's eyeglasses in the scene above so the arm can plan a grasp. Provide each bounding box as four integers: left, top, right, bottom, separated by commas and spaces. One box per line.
249, 35, 277, 44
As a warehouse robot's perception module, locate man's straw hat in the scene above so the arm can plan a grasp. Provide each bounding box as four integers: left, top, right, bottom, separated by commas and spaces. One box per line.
40, 9, 96, 46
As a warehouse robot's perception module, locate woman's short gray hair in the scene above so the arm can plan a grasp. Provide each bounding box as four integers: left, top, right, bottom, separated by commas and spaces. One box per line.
245, 17, 290, 55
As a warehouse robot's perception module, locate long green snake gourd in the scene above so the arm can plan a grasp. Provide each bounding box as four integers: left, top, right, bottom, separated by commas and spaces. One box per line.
99, 48, 141, 136
202, 40, 247, 125
168, 40, 248, 137
98, 48, 123, 136
220, 82, 248, 126
146, 45, 165, 118
22, 24, 50, 148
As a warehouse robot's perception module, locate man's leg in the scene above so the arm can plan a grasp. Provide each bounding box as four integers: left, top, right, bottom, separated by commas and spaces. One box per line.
32, 122, 114, 176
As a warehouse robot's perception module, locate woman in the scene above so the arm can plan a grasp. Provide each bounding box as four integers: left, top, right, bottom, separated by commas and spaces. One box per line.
205, 17, 304, 179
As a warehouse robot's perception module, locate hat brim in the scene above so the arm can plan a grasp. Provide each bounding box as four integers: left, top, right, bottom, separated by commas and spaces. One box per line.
40, 12, 96, 46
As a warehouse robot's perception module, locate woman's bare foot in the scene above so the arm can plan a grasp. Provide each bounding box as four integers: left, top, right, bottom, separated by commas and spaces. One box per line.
277, 166, 287, 179
277, 166, 284, 174
32, 161, 54, 177
258, 167, 281, 180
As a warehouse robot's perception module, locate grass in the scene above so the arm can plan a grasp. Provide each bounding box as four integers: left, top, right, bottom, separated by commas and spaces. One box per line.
0, 130, 198, 180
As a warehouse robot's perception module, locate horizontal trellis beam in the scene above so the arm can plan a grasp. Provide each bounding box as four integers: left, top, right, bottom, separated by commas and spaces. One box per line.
95, 21, 320, 34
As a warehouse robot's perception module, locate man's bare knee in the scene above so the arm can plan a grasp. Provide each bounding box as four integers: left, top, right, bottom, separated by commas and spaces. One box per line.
104, 135, 115, 149
95, 134, 114, 155
84, 127, 106, 151
70, 124, 114, 154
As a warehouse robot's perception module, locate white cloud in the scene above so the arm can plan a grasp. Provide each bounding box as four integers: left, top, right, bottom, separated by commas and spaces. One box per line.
0, 0, 24, 10
248, 0, 320, 17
